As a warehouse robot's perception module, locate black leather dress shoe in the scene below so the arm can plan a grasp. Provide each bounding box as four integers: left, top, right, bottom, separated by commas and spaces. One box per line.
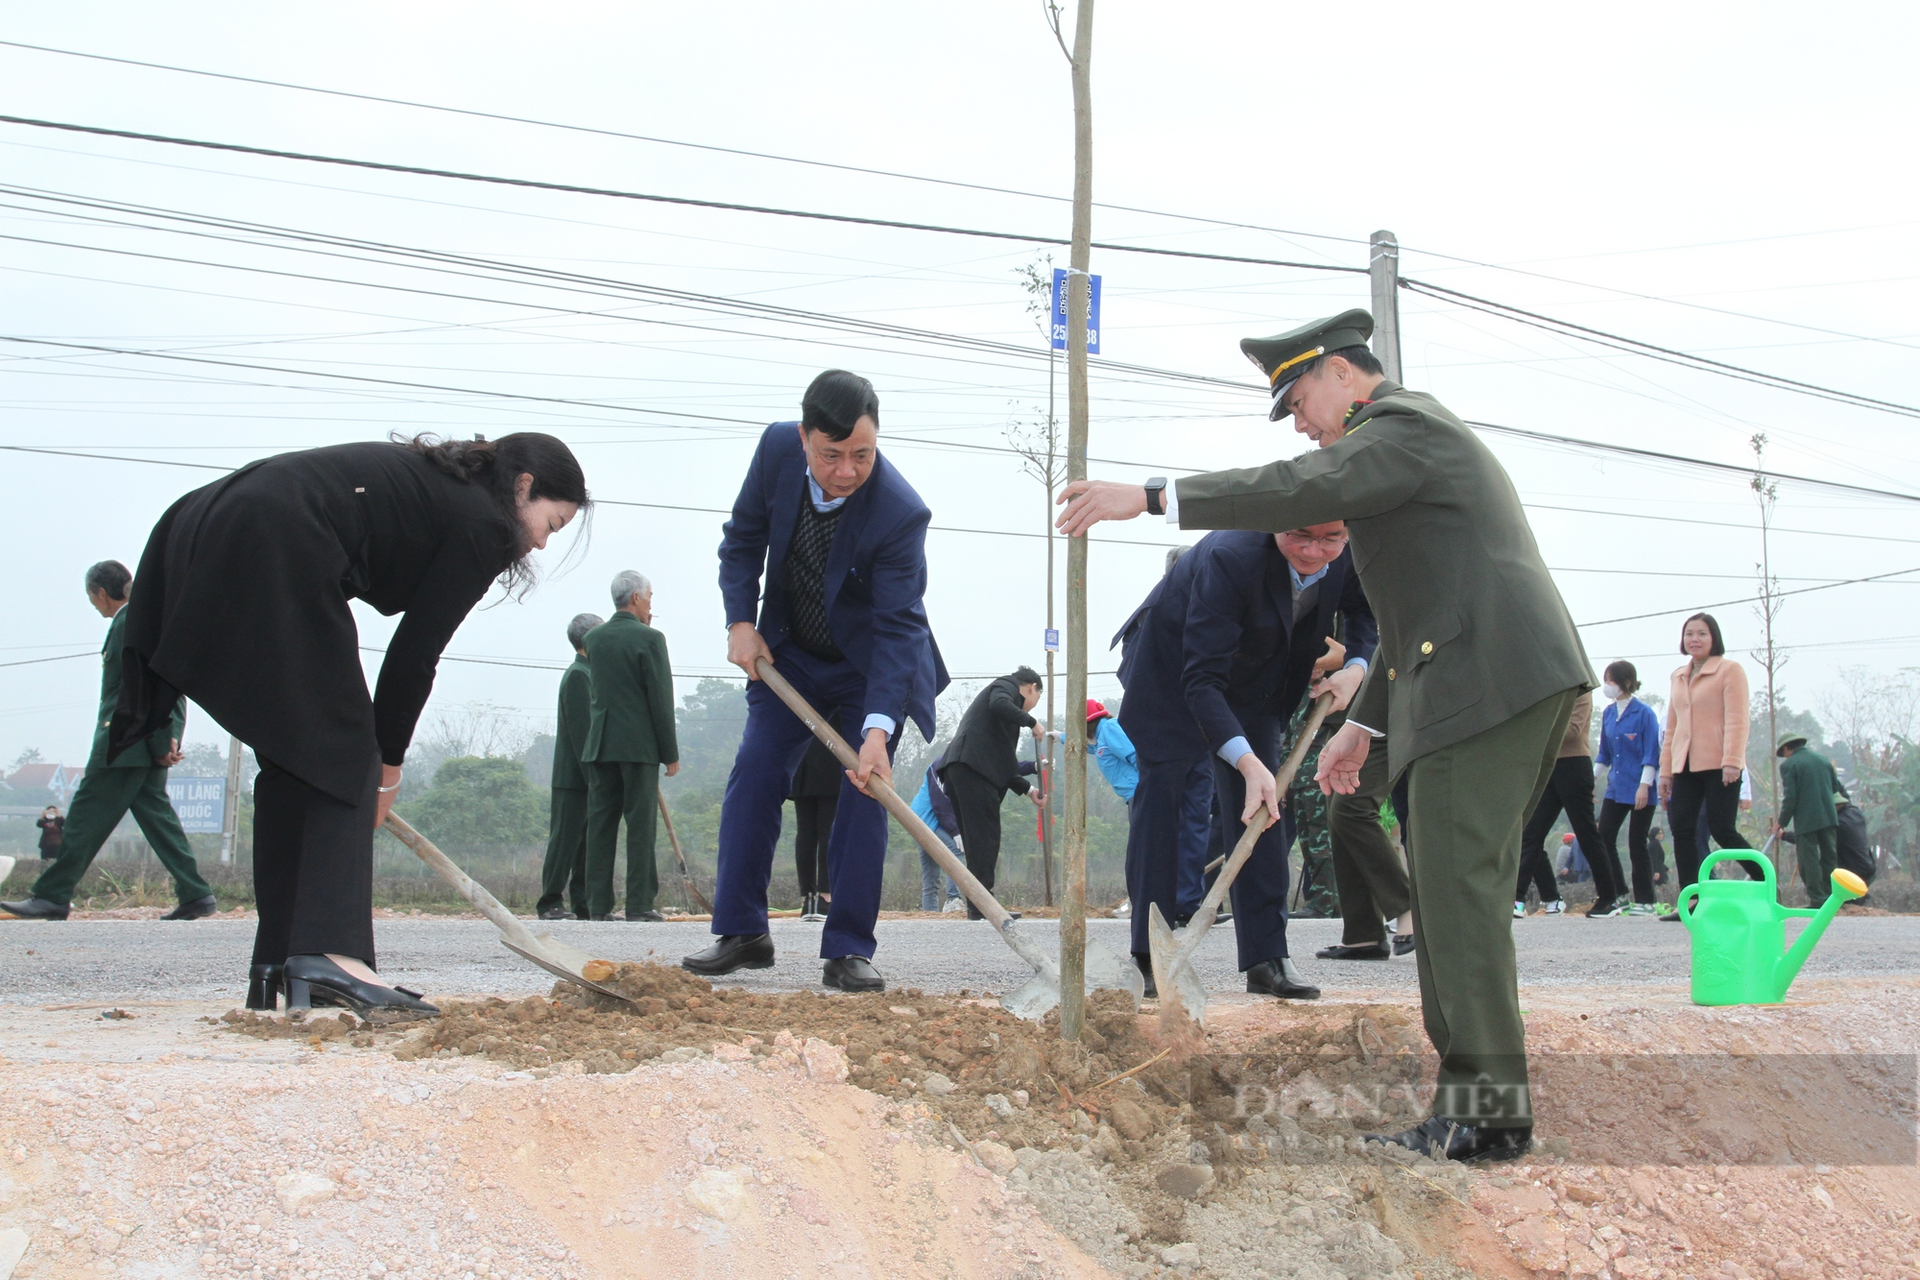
1367, 1116, 1532, 1164
626, 910, 667, 922
1392, 933, 1416, 957
1315, 942, 1390, 960
0, 896, 69, 920
160, 895, 217, 921
538, 907, 571, 921
1134, 954, 1158, 1000
822, 955, 885, 992
682, 933, 775, 975
283, 955, 438, 1018
1246, 958, 1320, 1000
246, 964, 283, 1011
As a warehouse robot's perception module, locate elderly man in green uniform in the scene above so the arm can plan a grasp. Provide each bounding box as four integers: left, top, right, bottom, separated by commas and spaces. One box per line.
1773, 733, 1847, 907
581, 571, 679, 922
536, 612, 602, 921
3, 561, 214, 921
1059, 309, 1592, 1164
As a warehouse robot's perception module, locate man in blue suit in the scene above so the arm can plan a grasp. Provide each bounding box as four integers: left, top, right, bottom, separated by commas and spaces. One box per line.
1113, 522, 1376, 999
684, 369, 947, 992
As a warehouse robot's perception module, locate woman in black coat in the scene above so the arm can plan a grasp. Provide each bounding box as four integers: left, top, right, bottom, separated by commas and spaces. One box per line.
787, 739, 841, 921
110, 434, 587, 1016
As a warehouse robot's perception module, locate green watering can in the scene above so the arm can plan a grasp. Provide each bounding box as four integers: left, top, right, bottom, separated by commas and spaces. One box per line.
1676, 848, 1868, 1005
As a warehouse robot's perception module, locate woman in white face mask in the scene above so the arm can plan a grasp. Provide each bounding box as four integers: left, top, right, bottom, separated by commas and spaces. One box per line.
1595, 661, 1663, 915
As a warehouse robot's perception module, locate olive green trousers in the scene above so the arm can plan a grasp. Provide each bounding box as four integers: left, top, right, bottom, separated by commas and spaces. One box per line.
1402, 687, 1578, 1129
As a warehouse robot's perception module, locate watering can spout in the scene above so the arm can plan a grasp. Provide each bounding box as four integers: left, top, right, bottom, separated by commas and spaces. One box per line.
1776, 869, 1869, 990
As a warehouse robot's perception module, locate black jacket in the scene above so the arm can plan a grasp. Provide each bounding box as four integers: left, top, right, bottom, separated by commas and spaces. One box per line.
941, 675, 1038, 794
112, 442, 519, 804
1112, 532, 1376, 765
789, 738, 844, 800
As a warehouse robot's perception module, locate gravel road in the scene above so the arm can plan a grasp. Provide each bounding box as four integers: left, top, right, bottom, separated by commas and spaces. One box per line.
3, 911, 1914, 1006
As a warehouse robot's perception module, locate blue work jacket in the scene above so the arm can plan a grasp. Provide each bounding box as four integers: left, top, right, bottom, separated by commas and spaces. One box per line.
1597, 697, 1662, 804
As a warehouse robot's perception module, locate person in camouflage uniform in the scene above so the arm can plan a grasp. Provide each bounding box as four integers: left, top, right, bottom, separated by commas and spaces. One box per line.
1285, 685, 1345, 919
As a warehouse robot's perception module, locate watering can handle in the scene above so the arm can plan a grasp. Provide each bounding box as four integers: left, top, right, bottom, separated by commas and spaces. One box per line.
1698, 845, 1776, 887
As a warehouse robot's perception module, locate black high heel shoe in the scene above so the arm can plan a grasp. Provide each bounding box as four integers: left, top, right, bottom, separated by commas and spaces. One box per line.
246, 964, 284, 1011
282, 954, 438, 1018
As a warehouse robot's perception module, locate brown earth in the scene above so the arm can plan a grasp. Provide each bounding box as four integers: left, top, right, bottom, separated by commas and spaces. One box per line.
4, 972, 1919, 1280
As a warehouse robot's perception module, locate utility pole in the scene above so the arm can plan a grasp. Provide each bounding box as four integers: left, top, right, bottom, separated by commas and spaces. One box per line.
1368, 230, 1402, 381
1052, 0, 1096, 1041
219, 732, 242, 864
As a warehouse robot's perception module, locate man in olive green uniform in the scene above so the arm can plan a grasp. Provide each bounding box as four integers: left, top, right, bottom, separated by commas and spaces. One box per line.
1059, 309, 1592, 1164
582, 571, 679, 921
536, 612, 602, 920
1773, 733, 1847, 908
3, 561, 213, 921
1286, 703, 1342, 918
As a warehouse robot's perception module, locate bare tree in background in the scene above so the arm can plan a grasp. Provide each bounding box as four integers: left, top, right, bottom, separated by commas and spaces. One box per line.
1750, 433, 1787, 875
1007, 253, 1062, 905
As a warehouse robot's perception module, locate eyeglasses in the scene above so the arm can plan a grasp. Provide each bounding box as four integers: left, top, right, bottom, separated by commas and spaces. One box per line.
1281, 531, 1349, 551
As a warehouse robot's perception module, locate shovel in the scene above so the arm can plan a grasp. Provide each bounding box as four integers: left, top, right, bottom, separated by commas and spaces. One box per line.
754, 657, 1142, 1020
656, 793, 714, 914
380, 812, 629, 1003
1149, 692, 1333, 1031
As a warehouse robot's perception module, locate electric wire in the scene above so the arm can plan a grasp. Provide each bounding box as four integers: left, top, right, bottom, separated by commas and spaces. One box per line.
0, 114, 1367, 276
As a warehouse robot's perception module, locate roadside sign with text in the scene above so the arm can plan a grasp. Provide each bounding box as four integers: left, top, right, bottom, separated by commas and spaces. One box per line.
166, 776, 226, 834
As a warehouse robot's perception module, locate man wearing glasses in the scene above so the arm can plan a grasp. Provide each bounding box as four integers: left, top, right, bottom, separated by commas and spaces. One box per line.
1110, 519, 1376, 1001
690, 369, 947, 993
1060, 309, 1592, 1165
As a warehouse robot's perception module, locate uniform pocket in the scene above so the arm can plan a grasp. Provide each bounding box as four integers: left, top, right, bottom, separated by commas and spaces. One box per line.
1405, 609, 1483, 729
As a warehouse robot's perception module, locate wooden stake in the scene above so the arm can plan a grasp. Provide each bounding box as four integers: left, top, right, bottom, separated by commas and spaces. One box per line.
1059, 0, 1096, 1041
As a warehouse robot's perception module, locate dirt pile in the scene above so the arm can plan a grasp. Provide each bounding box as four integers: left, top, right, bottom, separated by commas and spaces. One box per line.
332, 964, 1480, 1280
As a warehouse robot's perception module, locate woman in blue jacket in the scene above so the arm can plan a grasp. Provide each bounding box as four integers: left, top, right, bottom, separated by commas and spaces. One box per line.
1596, 660, 1663, 916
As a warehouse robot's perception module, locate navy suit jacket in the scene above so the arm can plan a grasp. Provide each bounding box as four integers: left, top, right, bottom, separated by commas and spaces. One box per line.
1111, 532, 1377, 765
718, 422, 948, 738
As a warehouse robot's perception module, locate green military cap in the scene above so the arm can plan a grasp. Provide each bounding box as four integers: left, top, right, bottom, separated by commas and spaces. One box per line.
1775, 732, 1809, 757
1240, 308, 1375, 421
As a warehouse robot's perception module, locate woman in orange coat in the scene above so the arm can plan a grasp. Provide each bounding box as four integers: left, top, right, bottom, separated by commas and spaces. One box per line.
1656, 612, 1755, 902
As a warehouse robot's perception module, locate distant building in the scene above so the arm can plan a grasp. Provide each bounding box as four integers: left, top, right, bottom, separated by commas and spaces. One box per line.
3, 762, 85, 806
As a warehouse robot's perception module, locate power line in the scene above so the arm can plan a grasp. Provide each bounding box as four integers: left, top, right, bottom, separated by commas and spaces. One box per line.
1577, 563, 1920, 628
0, 650, 95, 669
0, 37, 1369, 254
0, 114, 1366, 277
1405, 278, 1920, 421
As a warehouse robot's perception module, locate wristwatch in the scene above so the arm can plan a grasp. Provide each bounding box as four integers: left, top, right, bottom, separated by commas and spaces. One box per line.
1143, 476, 1168, 516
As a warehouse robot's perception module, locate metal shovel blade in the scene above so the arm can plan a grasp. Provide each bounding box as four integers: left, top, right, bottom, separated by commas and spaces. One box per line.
1000, 920, 1144, 1022
382, 813, 630, 1004
1147, 903, 1208, 1028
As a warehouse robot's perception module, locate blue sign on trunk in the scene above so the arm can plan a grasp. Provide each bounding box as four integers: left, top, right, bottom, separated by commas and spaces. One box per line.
1049, 269, 1101, 354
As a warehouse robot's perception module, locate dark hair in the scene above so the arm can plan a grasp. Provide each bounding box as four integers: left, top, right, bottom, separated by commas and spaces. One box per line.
84, 559, 131, 601
800, 369, 879, 442
1297, 344, 1385, 384
1679, 612, 1726, 657
403, 432, 590, 596
1604, 660, 1640, 695
1013, 666, 1043, 688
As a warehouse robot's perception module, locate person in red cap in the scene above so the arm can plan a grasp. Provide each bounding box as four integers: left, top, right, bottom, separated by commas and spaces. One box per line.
1085, 698, 1138, 804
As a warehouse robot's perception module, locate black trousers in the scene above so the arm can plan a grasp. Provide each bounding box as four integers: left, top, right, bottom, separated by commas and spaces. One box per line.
1597, 798, 1657, 903
251, 752, 379, 968
1326, 740, 1412, 946
792, 794, 838, 898
1208, 752, 1297, 970
1126, 750, 1214, 958
1515, 756, 1619, 904
941, 763, 1007, 917
1668, 769, 1754, 889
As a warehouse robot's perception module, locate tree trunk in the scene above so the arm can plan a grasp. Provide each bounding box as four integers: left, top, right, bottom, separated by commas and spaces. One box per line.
1060, 0, 1095, 1041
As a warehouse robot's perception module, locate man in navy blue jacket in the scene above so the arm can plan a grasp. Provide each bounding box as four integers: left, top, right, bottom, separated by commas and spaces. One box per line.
1113, 523, 1376, 998
684, 370, 947, 992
